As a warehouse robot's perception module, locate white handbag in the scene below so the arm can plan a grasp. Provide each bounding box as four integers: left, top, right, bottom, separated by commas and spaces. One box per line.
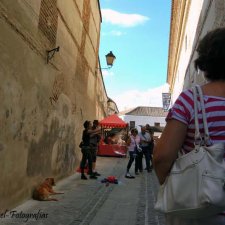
154, 85, 225, 219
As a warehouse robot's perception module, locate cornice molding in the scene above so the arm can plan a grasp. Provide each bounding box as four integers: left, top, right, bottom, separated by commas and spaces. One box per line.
167, 0, 191, 92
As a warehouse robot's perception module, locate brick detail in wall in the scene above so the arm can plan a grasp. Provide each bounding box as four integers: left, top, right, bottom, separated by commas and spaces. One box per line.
80, 0, 91, 55
82, 0, 91, 32
38, 0, 58, 47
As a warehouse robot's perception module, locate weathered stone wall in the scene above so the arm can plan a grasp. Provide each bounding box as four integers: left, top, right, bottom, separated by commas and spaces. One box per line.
0, 0, 106, 210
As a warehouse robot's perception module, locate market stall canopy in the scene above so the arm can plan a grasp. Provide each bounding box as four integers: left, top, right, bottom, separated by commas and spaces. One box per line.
99, 114, 128, 128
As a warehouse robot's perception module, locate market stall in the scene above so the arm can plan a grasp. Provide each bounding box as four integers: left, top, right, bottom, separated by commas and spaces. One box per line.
98, 114, 128, 157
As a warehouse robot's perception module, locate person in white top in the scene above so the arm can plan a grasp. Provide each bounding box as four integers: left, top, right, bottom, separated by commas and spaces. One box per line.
125, 128, 141, 178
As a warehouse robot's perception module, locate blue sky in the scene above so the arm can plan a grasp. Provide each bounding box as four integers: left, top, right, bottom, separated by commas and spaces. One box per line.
99, 0, 171, 111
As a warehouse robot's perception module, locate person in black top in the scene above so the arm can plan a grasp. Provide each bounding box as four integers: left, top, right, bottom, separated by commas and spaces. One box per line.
80, 120, 101, 180
89, 120, 101, 176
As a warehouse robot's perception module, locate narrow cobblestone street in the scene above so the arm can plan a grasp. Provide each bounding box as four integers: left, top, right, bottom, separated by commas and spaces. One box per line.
0, 157, 165, 225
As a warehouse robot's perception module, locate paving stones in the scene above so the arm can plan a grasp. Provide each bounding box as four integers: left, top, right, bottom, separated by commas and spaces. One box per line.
0, 157, 165, 225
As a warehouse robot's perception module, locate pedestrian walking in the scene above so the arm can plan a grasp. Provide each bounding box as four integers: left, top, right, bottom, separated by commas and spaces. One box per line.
125, 128, 141, 178
153, 27, 225, 225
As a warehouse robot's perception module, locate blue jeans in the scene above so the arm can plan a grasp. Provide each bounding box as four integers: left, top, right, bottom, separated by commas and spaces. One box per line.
127, 151, 138, 173
141, 146, 152, 171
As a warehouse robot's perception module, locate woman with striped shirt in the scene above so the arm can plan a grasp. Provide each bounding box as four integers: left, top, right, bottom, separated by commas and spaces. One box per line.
153, 28, 225, 225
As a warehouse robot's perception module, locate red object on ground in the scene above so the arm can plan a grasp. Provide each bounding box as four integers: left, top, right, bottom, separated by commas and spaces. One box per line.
76, 167, 89, 173
107, 176, 117, 183
76, 163, 89, 173
101, 176, 118, 184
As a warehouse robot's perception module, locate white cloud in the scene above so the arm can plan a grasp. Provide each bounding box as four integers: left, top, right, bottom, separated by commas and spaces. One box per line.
111, 30, 123, 36
101, 9, 149, 27
102, 30, 125, 36
113, 83, 170, 111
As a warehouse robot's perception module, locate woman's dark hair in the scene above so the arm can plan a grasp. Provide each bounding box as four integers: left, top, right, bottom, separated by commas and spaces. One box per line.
131, 128, 138, 134
194, 28, 225, 81
93, 120, 99, 126
83, 120, 90, 129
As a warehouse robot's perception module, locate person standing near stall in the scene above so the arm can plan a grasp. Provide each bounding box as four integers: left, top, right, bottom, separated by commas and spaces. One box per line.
125, 128, 141, 178
139, 126, 152, 172
145, 123, 154, 169
80, 120, 101, 180
89, 120, 101, 176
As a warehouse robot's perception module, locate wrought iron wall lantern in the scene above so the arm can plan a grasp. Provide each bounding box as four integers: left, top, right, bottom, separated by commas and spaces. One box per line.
46, 46, 60, 64
97, 51, 116, 70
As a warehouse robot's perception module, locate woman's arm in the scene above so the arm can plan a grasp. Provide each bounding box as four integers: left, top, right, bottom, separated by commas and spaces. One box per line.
153, 119, 187, 185
87, 127, 101, 136
126, 136, 131, 146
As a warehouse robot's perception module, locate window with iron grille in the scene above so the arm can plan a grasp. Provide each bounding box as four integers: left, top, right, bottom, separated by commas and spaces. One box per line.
38, 0, 58, 46
130, 121, 135, 129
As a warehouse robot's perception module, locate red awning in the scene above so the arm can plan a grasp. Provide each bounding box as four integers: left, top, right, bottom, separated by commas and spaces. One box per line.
99, 114, 128, 128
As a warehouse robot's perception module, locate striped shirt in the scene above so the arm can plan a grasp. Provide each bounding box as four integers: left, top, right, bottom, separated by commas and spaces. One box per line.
166, 87, 225, 154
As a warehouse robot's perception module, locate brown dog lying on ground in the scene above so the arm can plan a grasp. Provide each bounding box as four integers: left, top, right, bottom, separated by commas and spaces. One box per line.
33, 177, 64, 201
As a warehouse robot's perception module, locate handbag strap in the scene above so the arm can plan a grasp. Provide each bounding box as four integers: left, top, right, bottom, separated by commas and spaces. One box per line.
193, 85, 210, 145
140, 132, 147, 140
193, 86, 201, 142
196, 85, 210, 143
131, 135, 137, 146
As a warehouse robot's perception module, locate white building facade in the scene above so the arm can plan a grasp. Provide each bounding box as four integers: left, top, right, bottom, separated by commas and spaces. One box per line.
119, 107, 167, 134
167, 0, 225, 104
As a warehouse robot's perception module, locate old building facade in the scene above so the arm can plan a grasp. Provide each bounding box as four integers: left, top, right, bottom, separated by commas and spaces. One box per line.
167, 0, 225, 104
0, 0, 113, 210
119, 106, 167, 136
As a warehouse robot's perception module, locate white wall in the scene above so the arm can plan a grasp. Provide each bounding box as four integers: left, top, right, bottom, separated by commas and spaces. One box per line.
120, 115, 166, 132
171, 0, 204, 104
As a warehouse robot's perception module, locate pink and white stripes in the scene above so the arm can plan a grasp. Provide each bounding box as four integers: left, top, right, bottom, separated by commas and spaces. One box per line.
167, 88, 225, 154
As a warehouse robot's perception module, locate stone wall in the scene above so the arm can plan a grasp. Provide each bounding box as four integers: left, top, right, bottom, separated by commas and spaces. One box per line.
0, 0, 107, 210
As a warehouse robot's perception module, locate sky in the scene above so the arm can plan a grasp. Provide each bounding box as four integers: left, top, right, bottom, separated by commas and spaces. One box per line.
99, 0, 171, 111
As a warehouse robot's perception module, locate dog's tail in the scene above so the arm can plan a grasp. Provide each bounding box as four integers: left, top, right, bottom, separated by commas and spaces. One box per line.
32, 189, 39, 200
